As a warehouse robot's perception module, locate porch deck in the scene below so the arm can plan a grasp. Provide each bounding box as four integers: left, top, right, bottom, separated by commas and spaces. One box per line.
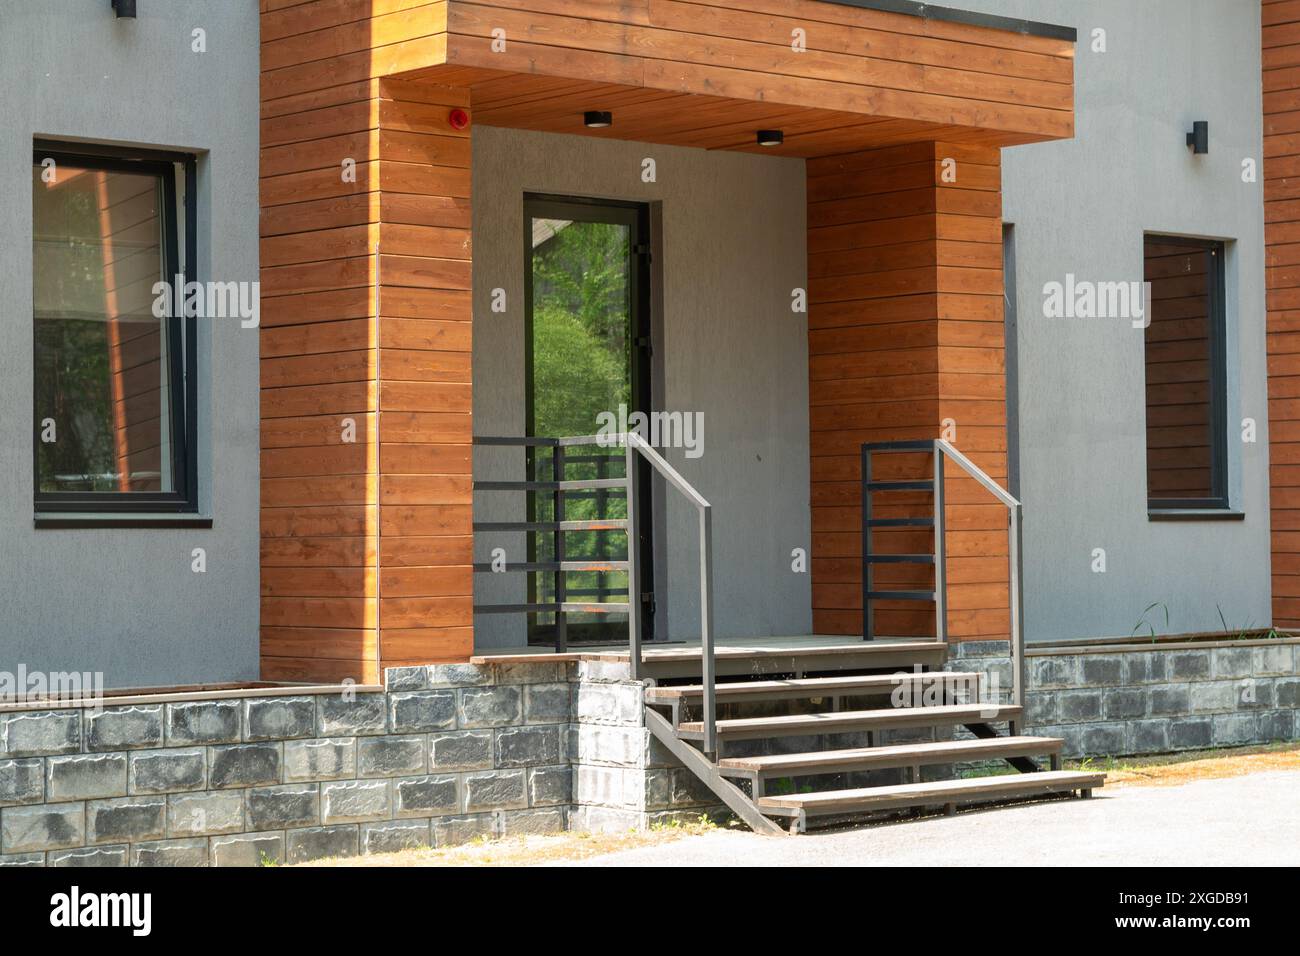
472, 633, 883, 663
471, 634, 947, 679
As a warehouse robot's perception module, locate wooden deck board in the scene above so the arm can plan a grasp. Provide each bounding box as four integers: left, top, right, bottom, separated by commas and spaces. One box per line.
757, 769, 1105, 815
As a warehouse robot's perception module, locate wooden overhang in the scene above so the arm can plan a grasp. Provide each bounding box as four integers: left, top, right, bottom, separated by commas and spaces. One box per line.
262, 0, 1076, 157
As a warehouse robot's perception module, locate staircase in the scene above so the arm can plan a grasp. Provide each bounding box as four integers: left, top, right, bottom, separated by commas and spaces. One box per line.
641, 641, 1104, 835
637, 438, 1103, 835
473, 433, 1104, 834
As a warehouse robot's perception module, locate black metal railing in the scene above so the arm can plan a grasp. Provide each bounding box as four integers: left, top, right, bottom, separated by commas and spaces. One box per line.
473, 433, 717, 752
860, 438, 1024, 706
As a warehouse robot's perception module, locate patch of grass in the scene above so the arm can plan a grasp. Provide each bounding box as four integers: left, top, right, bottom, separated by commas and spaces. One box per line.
1067, 741, 1300, 786
649, 812, 725, 834
293, 817, 732, 868
954, 742, 1300, 784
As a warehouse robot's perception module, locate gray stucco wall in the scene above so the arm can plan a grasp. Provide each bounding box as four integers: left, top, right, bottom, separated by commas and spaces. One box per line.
0, 2, 261, 685
471, 126, 811, 648
952, 0, 1270, 642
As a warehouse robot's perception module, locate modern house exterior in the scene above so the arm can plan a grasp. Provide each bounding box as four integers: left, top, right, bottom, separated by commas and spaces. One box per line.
0, 0, 1295, 864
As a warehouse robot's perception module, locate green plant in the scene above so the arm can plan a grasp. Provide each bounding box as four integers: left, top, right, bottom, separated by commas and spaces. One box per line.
258, 851, 280, 868
1216, 605, 1286, 641
1132, 602, 1169, 642
649, 813, 719, 833
767, 777, 814, 796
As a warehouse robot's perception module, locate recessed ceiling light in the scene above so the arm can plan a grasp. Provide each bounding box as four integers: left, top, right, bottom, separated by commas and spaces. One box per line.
757, 130, 784, 147
584, 111, 613, 129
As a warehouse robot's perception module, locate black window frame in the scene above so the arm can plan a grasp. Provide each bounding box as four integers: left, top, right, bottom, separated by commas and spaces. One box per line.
521, 193, 656, 647
32, 141, 199, 516
1142, 233, 1230, 514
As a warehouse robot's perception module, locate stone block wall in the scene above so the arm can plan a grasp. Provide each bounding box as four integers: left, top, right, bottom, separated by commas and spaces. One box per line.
948, 638, 1300, 757
570, 661, 722, 831
0, 659, 713, 867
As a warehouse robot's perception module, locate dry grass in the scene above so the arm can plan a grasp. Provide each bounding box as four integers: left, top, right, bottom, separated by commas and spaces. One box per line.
1068, 741, 1300, 787
292, 815, 723, 867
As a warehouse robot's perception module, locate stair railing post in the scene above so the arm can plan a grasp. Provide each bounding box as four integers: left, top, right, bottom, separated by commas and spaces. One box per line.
554, 444, 567, 653
1009, 502, 1025, 708
625, 434, 642, 680
861, 444, 873, 641
933, 442, 947, 646
700, 503, 716, 756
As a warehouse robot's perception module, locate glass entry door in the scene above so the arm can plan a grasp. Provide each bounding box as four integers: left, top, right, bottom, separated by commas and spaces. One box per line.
525, 195, 653, 646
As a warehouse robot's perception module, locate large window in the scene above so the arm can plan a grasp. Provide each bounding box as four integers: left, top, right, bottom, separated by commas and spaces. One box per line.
1142, 235, 1228, 512
32, 144, 197, 514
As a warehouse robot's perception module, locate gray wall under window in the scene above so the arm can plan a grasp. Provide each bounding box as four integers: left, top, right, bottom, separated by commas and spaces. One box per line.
0, 2, 260, 686
958, 0, 1269, 642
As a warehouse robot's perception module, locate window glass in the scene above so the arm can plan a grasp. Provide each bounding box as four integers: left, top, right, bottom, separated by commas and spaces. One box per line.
1143, 236, 1226, 508
33, 160, 174, 495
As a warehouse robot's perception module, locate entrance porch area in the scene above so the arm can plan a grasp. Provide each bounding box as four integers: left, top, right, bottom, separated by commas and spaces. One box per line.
259, 0, 1076, 684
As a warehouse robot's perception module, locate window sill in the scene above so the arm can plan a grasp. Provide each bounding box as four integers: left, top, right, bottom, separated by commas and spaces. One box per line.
1147, 509, 1244, 522
34, 514, 212, 530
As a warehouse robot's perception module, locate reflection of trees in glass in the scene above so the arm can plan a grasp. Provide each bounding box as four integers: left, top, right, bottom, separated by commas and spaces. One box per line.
35, 319, 113, 491
530, 220, 634, 620
532, 305, 625, 438
532, 220, 632, 366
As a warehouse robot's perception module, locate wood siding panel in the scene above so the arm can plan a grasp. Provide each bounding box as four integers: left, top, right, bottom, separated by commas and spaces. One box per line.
808, 142, 1009, 642
259, 0, 387, 682
933, 146, 1009, 640
1266, 1, 1300, 627
258, 2, 479, 678
376, 78, 474, 669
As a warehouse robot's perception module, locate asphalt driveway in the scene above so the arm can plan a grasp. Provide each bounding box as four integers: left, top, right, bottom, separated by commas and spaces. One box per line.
555, 771, 1300, 867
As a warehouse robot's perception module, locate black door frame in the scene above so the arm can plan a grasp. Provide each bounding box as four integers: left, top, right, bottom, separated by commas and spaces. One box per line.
523, 193, 655, 645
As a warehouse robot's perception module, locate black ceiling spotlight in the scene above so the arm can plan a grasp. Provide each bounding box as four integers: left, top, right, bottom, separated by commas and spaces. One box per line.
757, 129, 784, 147
111, 0, 137, 17
1186, 120, 1208, 154
584, 111, 613, 129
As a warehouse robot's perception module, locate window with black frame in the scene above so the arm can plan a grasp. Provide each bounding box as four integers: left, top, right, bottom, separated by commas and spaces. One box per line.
32, 144, 197, 515
1142, 234, 1229, 513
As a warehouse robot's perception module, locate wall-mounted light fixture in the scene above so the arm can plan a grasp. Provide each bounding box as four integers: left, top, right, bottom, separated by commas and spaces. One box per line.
584, 111, 613, 129
1186, 120, 1208, 154
756, 130, 784, 147
111, 0, 137, 18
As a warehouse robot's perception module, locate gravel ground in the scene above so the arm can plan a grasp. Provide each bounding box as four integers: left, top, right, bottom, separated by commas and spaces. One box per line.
552, 771, 1300, 867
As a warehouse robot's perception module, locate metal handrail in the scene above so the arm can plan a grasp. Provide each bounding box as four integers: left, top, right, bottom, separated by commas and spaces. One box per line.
471, 432, 718, 754
623, 432, 716, 755
936, 440, 1019, 509
861, 439, 1025, 708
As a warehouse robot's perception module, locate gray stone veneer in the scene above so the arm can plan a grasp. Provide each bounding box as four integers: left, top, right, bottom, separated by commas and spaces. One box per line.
948, 639, 1300, 757
0, 660, 713, 867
